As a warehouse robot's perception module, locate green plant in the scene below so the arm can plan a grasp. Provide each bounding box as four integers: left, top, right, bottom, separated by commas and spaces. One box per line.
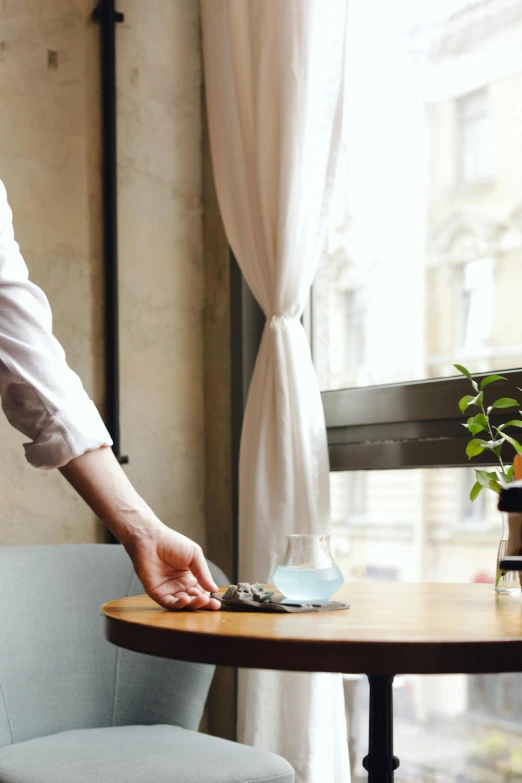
455, 364, 522, 500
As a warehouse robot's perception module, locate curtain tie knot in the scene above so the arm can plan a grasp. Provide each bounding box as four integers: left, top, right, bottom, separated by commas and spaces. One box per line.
269, 313, 294, 330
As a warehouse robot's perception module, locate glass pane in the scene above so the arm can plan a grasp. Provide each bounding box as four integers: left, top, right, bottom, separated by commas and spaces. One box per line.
332, 467, 522, 783
313, 0, 522, 392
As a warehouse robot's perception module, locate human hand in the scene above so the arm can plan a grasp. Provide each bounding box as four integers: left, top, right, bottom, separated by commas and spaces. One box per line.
124, 521, 222, 611
59, 447, 221, 610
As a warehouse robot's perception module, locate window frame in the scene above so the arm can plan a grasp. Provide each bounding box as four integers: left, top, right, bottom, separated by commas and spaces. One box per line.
456, 86, 493, 186
324, 369, 522, 471
233, 257, 522, 474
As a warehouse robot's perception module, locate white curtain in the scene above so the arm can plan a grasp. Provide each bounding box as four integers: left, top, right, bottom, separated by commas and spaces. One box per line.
201, 2, 350, 781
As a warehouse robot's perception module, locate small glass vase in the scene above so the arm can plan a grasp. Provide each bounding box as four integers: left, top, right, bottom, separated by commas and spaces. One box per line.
272, 534, 344, 602
495, 512, 522, 596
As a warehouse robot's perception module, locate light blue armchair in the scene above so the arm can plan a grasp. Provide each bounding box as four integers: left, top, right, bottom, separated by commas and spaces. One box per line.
0, 545, 293, 783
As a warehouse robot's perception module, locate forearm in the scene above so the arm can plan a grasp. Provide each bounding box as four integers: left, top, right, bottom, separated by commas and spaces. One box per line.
59, 445, 161, 547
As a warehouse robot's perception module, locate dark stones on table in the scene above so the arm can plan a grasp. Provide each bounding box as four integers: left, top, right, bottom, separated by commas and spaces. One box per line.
221, 582, 275, 603
214, 583, 350, 613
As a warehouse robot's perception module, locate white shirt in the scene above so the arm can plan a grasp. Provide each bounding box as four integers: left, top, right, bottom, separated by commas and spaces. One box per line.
0, 180, 112, 469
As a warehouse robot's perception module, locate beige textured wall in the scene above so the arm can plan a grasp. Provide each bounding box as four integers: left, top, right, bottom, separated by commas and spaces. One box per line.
117, 0, 206, 545
0, 0, 104, 543
0, 0, 209, 548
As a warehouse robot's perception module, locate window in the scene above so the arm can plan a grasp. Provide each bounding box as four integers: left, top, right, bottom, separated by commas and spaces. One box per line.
235, 0, 522, 778
460, 467, 488, 525
325, 283, 369, 389
342, 288, 368, 378
469, 673, 522, 724
331, 471, 366, 525
310, 0, 522, 780
458, 258, 494, 354
457, 88, 492, 185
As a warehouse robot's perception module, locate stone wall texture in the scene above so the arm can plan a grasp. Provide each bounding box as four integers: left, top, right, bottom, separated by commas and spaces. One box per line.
0, 0, 209, 548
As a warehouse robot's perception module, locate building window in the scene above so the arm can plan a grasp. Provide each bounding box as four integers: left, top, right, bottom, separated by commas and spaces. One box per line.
458, 257, 494, 353
457, 88, 492, 185
331, 471, 367, 524
343, 287, 367, 376
347, 471, 367, 519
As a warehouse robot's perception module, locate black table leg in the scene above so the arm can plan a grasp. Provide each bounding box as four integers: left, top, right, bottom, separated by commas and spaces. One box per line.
362, 674, 400, 783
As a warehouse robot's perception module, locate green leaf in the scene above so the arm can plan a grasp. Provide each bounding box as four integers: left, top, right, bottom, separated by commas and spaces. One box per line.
474, 413, 488, 428
470, 481, 483, 501
467, 413, 488, 432
476, 469, 500, 483
454, 363, 472, 380
480, 374, 506, 390
482, 438, 504, 450
497, 420, 522, 432
454, 363, 479, 392
475, 470, 503, 495
475, 470, 492, 488
473, 391, 484, 408
507, 465, 515, 481
491, 398, 519, 409
463, 414, 487, 435
466, 424, 485, 435
459, 395, 476, 413
466, 439, 486, 458
502, 432, 522, 454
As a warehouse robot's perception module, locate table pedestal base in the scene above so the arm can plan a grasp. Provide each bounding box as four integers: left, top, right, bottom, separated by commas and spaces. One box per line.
362, 675, 400, 783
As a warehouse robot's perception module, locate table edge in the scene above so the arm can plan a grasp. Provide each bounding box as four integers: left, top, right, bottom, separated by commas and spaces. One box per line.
102, 612, 522, 675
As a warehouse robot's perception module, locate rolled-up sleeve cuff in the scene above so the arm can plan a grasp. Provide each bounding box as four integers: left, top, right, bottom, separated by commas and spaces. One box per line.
23, 399, 113, 470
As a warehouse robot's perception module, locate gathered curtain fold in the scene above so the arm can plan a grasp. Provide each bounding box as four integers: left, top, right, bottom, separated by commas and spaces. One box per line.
201, 2, 350, 781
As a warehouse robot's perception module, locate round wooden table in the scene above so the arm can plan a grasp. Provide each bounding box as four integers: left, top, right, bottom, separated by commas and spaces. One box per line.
102, 582, 522, 783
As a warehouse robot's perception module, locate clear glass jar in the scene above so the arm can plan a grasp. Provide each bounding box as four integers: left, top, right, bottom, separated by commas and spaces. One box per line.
272, 534, 344, 602
496, 512, 522, 596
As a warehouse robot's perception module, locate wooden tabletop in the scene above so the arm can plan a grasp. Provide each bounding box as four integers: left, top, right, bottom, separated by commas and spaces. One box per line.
102, 582, 522, 675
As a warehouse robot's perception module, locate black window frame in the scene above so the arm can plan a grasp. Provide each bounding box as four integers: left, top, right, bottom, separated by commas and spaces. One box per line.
324, 370, 522, 472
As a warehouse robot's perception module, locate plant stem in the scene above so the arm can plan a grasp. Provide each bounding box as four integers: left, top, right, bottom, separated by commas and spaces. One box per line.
480, 395, 506, 477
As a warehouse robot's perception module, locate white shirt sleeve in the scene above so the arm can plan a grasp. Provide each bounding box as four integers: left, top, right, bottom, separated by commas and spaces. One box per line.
0, 180, 113, 469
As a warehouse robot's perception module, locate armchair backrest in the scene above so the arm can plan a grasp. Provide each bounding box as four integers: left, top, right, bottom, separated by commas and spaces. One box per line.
0, 544, 226, 748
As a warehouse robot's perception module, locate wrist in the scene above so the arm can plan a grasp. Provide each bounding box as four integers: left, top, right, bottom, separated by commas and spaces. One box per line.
108, 507, 164, 551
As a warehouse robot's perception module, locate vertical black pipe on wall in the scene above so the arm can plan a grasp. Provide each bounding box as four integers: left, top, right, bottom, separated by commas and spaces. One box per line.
92, 0, 128, 468
92, 0, 127, 542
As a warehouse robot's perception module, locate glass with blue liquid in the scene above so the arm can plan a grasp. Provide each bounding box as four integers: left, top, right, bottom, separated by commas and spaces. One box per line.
272, 534, 344, 603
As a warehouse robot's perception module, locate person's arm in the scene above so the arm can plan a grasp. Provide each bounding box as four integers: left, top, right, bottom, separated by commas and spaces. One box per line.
0, 180, 112, 468
0, 181, 219, 610
60, 447, 219, 610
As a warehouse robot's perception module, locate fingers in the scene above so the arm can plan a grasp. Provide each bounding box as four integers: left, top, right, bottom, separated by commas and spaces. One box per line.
154, 590, 221, 612
190, 547, 219, 593
204, 596, 222, 611
158, 593, 191, 610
